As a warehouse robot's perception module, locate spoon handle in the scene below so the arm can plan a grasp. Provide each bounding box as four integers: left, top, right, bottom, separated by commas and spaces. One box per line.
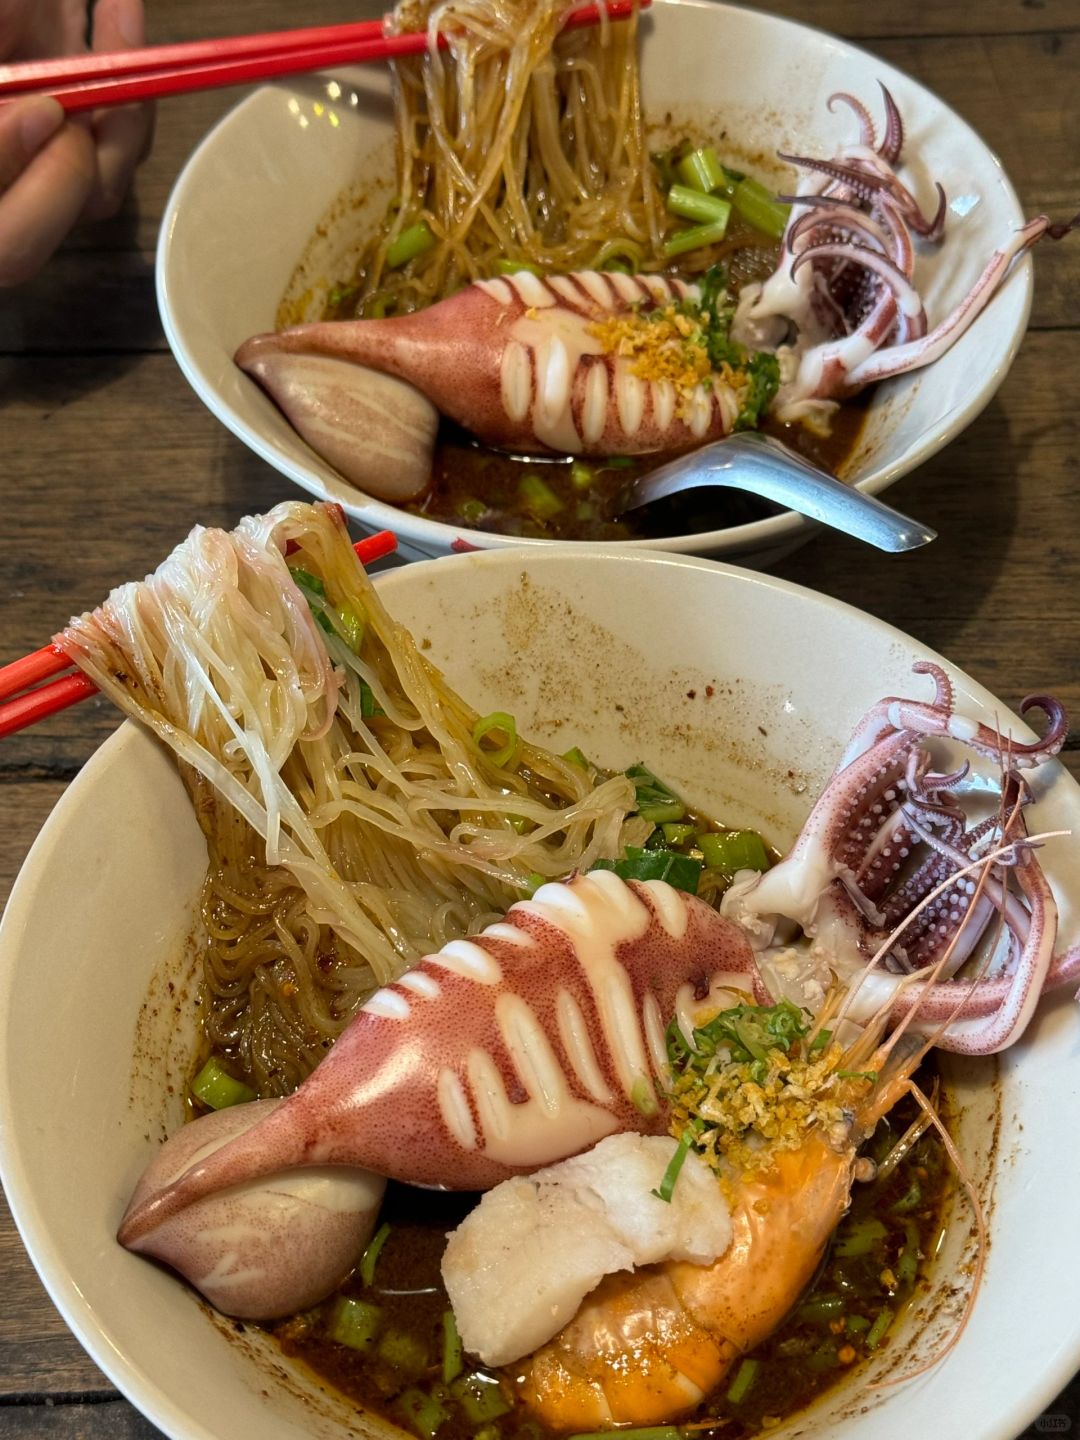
634, 435, 936, 553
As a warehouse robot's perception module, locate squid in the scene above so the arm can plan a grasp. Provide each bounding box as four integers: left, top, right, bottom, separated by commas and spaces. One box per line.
235, 88, 1076, 501
118, 667, 1078, 1333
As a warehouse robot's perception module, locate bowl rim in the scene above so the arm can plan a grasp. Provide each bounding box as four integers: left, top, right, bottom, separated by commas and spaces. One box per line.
155, 0, 1033, 559
2, 544, 1077, 1438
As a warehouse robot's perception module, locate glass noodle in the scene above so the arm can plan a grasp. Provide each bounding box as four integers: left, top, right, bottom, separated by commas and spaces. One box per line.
355, 0, 664, 314
59, 503, 643, 1093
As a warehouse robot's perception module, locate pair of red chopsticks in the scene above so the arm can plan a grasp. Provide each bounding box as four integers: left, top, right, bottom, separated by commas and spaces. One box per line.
0, 530, 398, 740
0, 1, 649, 113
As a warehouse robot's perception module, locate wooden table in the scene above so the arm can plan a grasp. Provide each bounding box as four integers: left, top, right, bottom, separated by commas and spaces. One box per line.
1, 0, 1077, 1435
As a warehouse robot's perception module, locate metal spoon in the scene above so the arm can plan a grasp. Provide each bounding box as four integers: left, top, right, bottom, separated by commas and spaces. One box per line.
615, 432, 936, 552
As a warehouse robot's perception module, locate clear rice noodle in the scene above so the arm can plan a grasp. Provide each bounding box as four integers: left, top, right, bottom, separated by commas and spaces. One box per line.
59, 502, 643, 1093
350, 0, 665, 315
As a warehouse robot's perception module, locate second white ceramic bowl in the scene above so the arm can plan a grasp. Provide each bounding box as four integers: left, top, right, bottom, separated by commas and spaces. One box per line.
157, 1, 1031, 564
2, 547, 1079, 1439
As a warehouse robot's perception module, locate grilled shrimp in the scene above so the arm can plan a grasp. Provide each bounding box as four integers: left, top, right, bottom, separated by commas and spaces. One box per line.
518, 1060, 910, 1429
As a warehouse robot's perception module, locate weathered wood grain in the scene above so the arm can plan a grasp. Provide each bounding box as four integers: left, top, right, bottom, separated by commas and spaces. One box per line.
0, 1405, 164, 1439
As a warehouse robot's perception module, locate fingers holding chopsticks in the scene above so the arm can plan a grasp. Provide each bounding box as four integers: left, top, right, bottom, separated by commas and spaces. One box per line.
0, 0, 152, 285
82, 0, 154, 222
0, 94, 95, 284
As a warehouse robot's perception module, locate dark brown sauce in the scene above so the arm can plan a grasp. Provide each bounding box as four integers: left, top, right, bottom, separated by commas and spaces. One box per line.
271, 1084, 950, 1440
406, 396, 870, 543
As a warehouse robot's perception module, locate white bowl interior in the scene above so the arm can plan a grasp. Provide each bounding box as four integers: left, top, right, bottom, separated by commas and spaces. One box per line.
156, 0, 1030, 564
2, 549, 1078, 1439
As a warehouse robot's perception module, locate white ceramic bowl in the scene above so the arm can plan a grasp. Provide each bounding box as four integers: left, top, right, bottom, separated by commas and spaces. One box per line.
2, 547, 1079, 1439
157, 1, 1031, 566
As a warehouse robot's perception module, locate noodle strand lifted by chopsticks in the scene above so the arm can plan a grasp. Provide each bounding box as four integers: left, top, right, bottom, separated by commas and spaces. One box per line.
59, 501, 642, 1093
352, 0, 664, 316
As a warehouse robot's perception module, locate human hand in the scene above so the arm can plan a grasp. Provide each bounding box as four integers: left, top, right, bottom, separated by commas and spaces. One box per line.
0, 0, 154, 286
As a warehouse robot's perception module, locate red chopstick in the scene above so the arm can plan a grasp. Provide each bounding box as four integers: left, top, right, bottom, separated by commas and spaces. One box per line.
0, 529, 398, 739
0, 1, 650, 114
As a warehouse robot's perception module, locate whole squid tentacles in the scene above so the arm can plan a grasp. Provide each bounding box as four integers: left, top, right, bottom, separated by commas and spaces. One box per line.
118, 871, 758, 1252
733, 84, 1078, 423
725, 663, 1072, 1054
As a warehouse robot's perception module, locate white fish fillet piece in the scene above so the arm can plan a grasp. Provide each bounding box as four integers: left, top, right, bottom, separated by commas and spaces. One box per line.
441, 1133, 732, 1367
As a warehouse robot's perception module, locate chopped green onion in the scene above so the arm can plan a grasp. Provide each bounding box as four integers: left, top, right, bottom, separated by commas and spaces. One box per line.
591, 846, 702, 894
518, 472, 564, 520
450, 1373, 512, 1423
191, 1057, 255, 1111
662, 217, 731, 260
725, 1357, 760, 1405
507, 814, 530, 835
472, 711, 520, 769
833, 1218, 888, 1258
630, 1076, 659, 1117
661, 822, 697, 847
626, 764, 687, 824
562, 745, 591, 769
590, 237, 645, 273
896, 1220, 921, 1289
640, 799, 686, 824
396, 1386, 450, 1440
865, 1306, 895, 1350
359, 680, 381, 719
328, 283, 359, 310
575, 499, 596, 521
459, 498, 489, 527
378, 1328, 428, 1377
666, 185, 732, 228
441, 1309, 464, 1384
386, 220, 436, 269
676, 145, 731, 195
651, 1125, 695, 1202
359, 1221, 391, 1287
493, 257, 544, 277
327, 1296, 381, 1351
570, 460, 595, 491
363, 290, 393, 319
289, 567, 326, 598
837, 1068, 878, 1081
732, 177, 790, 240
805, 1340, 841, 1372
796, 1293, 844, 1324
846, 1314, 871, 1334
521, 871, 547, 896
697, 829, 769, 874
338, 605, 365, 653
